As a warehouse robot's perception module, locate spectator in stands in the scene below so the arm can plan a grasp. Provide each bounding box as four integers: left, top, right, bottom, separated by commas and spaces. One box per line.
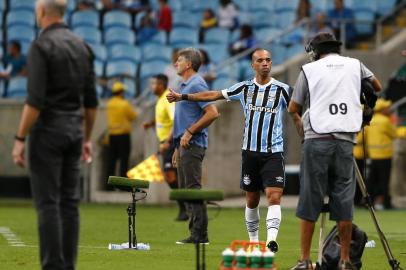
77, 0, 96, 10
137, 13, 158, 45
0, 41, 27, 80
328, 0, 357, 47
106, 81, 137, 181
295, 0, 312, 23
230, 24, 258, 57
165, 49, 182, 90
309, 13, 335, 39
157, 0, 172, 36
101, 0, 114, 12
118, 0, 150, 14
199, 8, 218, 43
385, 50, 406, 103
218, 0, 239, 31
365, 99, 397, 210
198, 49, 217, 88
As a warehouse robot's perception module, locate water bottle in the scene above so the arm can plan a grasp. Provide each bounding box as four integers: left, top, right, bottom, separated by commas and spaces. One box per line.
263, 250, 275, 269
250, 248, 263, 268
136, 243, 151, 250
108, 243, 124, 250
365, 240, 376, 248
235, 248, 247, 268
222, 248, 234, 269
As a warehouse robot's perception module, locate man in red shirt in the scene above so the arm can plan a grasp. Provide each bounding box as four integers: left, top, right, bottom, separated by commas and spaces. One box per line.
158, 0, 172, 34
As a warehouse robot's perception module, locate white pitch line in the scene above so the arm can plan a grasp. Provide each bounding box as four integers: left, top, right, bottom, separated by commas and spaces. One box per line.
0, 227, 26, 247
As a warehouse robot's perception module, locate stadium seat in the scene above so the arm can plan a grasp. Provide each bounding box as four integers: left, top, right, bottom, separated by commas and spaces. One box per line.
233, 0, 250, 11
139, 60, 169, 91
7, 77, 27, 99
104, 27, 136, 47
269, 43, 287, 66
0, 0, 5, 12
188, 0, 218, 13
249, 0, 275, 12
9, 0, 35, 11
212, 77, 237, 90
170, 27, 198, 47
351, 0, 377, 13
71, 10, 100, 28
251, 11, 277, 29
20, 41, 31, 55
238, 12, 252, 25
199, 44, 229, 64
89, 43, 108, 62
275, 10, 296, 28
204, 28, 230, 44
94, 60, 105, 77
216, 63, 240, 80
354, 9, 376, 36
6, 10, 36, 27
67, 0, 76, 13
73, 26, 102, 44
275, 0, 299, 12
109, 44, 141, 64
286, 43, 305, 59
148, 31, 167, 44
168, 0, 183, 11
142, 44, 172, 62
7, 25, 36, 43
172, 12, 200, 28
376, 0, 397, 17
281, 26, 304, 45
133, 11, 147, 29
255, 28, 282, 43
103, 10, 132, 29
106, 60, 137, 78
238, 60, 255, 81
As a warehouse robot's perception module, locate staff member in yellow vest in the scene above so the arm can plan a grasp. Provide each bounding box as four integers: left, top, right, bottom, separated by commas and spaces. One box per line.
365, 98, 397, 210
107, 81, 137, 179
143, 74, 188, 221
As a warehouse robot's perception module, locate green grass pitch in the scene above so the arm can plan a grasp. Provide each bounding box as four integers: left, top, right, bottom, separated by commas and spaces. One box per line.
0, 200, 405, 269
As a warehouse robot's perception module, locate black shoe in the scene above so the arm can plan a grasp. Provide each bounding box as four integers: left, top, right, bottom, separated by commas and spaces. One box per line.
175, 236, 209, 245
338, 260, 356, 270
267, 240, 279, 252
175, 211, 189, 221
290, 260, 314, 270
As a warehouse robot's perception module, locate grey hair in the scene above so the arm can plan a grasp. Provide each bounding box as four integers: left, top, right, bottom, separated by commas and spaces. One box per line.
177, 47, 202, 72
36, 0, 67, 17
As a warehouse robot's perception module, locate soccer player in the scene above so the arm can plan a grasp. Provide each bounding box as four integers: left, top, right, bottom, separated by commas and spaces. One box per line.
167, 48, 291, 252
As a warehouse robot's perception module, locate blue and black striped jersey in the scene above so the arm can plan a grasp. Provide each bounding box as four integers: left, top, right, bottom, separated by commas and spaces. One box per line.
221, 78, 291, 153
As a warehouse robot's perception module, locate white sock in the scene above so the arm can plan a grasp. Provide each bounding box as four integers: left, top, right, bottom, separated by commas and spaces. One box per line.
266, 205, 281, 242
245, 205, 260, 242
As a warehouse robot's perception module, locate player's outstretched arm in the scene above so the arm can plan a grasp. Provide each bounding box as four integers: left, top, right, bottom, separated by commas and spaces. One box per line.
167, 89, 224, 103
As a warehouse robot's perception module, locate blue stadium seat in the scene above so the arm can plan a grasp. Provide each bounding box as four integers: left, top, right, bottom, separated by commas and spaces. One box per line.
233, 0, 250, 11
204, 28, 230, 44
269, 43, 286, 66
7, 77, 27, 99
255, 28, 282, 43
94, 60, 105, 77
189, 0, 218, 13
0, 0, 5, 12
106, 60, 137, 78
199, 44, 229, 64
281, 27, 304, 44
238, 60, 255, 81
7, 25, 36, 43
67, 0, 76, 13
89, 43, 107, 62
275, 10, 296, 28
71, 10, 100, 28
139, 60, 169, 91
249, 0, 275, 12
133, 11, 148, 29
6, 10, 35, 27
216, 63, 239, 80
354, 9, 376, 36
351, 0, 377, 13
286, 43, 304, 59
212, 77, 237, 90
142, 44, 172, 62
109, 44, 141, 64
275, 0, 299, 12
168, 0, 183, 11
251, 11, 277, 29
311, 0, 333, 13
20, 41, 31, 55
170, 27, 198, 47
149, 31, 167, 44
73, 26, 102, 44
103, 10, 132, 29
376, 0, 397, 16
238, 12, 252, 25
172, 12, 200, 28
104, 27, 136, 47
9, 0, 35, 11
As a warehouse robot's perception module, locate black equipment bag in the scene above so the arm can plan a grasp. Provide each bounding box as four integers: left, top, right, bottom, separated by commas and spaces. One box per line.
360, 78, 378, 126
319, 224, 368, 270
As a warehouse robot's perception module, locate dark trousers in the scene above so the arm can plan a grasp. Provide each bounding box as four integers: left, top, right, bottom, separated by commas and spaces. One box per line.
368, 158, 392, 208
107, 134, 131, 177
176, 145, 208, 239
29, 115, 82, 270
